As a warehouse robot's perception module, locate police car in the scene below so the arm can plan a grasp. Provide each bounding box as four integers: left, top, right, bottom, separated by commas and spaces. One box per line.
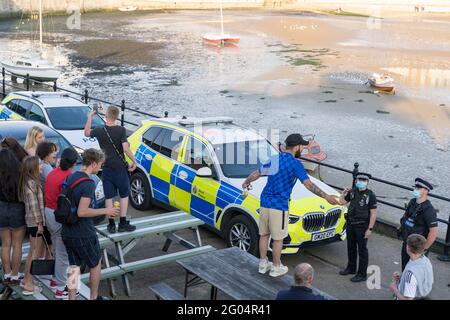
0, 91, 104, 153
127, 116, 347, 254
0, 120, 105, 209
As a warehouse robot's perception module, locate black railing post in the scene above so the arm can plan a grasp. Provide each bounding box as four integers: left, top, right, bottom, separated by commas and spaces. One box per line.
26, 74, 30, 91
438, 215, 450, 262
84, 89, 89, 104
352, 162, 359, 187
53, 80, 57, 92
2, 67, 5, 98
121, 99, 125, 127
164, 111, 168, 118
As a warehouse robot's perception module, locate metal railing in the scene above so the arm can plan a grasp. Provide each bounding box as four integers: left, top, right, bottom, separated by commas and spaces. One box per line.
1, 67, 162, 127
299, 156, 450, 262
1, 67, 449, 261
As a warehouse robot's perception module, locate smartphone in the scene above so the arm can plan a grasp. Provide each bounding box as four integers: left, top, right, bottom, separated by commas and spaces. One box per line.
93, 104, 99, 113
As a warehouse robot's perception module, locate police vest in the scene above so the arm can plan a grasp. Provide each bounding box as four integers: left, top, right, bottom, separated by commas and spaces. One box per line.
347, 190, 371, 223
400, 199, 434, 240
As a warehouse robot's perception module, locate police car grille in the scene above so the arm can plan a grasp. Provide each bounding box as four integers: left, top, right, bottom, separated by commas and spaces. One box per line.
302, 213, 325, 233
324, 209, 341, 229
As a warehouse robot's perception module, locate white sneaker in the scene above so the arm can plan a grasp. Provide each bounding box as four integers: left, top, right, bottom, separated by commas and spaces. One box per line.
258, 259, 273, 274
270, 264, 288, 277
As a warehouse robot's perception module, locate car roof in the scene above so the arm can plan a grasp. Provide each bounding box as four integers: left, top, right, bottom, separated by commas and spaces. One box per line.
0, 120, 62, 139
8, 91, 88, 108
149, 117, 265, 145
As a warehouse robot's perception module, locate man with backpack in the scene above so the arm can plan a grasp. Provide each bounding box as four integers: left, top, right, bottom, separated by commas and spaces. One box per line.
59, 148, 118, 300
84, 105, 137, 233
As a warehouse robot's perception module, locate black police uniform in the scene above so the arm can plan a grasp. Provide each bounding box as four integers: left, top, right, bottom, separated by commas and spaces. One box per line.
344, 188, 377, 277
399, 198, 437, 270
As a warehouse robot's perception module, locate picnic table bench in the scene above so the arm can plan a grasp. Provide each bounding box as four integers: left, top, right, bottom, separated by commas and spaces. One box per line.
149, 282, 186, 300
177, 246, 336, 300
0, 269, 90, 300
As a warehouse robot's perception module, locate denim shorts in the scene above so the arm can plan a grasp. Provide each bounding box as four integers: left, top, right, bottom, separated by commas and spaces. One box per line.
0, 201, 26, 230
102, 167, 130, 199
62, 236, 102, 269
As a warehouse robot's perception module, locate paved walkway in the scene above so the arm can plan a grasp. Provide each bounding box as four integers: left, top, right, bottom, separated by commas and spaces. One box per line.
100, 207, 450, 300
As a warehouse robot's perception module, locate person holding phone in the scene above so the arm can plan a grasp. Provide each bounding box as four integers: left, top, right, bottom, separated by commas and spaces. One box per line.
84, 105, 137, 233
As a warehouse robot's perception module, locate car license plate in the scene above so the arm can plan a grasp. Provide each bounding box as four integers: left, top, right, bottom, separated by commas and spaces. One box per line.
312, 230, 335, 241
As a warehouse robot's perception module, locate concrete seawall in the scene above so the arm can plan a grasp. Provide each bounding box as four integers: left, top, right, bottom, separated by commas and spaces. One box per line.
2, 0, 450, 19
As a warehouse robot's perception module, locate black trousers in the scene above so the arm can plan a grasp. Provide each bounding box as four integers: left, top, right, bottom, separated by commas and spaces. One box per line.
346, 223, 369, 277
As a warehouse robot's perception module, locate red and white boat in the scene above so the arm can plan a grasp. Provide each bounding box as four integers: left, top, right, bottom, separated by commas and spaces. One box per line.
368, 73, 395, 92
202, 33, 240, 45
202, 2, 240, 46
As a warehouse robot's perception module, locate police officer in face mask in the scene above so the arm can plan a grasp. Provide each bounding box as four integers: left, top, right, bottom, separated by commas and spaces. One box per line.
338, 173, 378, 282
398, 178, 439, 271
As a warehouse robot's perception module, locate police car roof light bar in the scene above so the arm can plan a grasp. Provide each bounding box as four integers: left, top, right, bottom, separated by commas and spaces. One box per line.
178, 117, 234, 126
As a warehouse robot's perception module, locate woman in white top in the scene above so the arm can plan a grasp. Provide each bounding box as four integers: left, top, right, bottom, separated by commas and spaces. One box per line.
24, 126, 45, 156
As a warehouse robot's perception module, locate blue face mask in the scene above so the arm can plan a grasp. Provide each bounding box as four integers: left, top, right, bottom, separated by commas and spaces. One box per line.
412, 190, 421, 199
355, 181, 368, 190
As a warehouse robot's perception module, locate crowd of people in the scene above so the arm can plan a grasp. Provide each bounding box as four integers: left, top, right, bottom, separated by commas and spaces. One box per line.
0, 105, 137, 300
0, 106, 443, 300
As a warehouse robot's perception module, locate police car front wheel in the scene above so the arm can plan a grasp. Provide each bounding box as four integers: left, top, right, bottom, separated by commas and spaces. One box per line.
130, 171, 152, 211
226, 215, 259, 255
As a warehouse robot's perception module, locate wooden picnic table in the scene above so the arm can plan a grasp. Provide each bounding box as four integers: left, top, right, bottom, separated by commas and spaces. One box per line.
85, 211, 209, 297
177, 247, 335, 300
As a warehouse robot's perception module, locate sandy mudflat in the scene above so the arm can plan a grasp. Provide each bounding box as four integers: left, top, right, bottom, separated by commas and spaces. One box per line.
1, 9, 449, 236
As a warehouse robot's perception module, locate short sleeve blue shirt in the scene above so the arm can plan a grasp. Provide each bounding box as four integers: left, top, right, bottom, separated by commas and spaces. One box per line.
259, 152, 309, 211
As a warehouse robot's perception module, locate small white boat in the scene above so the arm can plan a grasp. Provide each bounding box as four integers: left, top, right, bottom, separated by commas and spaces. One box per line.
1, 57, 60, 82
0, 0, 60, 82
368, 73, 395, 92
118, 5, 137, 12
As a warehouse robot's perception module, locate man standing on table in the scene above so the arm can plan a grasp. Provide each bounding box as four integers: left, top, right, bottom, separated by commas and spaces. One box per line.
84, 105, 137, 233
242, 133, 340, 277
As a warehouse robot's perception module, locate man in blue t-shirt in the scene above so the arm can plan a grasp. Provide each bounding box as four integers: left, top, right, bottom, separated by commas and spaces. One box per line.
242, 134, 339, 277
61, 149, 119, 300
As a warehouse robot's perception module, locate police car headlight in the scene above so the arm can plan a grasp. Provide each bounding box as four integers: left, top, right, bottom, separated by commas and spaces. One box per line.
289, 214, 300, 224
95, 181, 105, 201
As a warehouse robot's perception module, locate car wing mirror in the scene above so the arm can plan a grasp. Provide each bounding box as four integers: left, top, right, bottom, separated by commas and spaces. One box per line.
197, 167, 213, 178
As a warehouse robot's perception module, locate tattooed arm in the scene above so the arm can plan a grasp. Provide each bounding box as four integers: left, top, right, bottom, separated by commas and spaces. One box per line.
303, 179, 340, 205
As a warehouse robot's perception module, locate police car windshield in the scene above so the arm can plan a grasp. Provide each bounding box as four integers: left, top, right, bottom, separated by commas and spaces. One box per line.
213, 139, 278, 178
46, 107, 104, 130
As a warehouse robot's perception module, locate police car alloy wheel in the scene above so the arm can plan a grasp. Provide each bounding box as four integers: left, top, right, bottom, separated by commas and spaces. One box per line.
130, 171, 152, 210
226, 215, 259, 255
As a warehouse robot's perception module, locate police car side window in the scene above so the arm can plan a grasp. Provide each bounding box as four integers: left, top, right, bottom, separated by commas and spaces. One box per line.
160, 129, 185, 160
28, 103, 46, 124
6, 99, 21, 114
15, 100, 32, 117
183, 137, 213, 171
143, 127, 162, 149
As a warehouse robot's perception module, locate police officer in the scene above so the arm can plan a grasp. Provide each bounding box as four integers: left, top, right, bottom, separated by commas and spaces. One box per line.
338, 173, 377, 282
398, 178, 439, 270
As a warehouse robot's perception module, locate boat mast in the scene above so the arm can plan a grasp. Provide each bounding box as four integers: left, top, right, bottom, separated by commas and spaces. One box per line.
220, 0, 224, 35
39, 0, 43, 53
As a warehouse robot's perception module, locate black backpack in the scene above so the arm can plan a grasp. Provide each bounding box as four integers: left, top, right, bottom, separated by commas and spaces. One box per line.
54, 176, 92, 225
